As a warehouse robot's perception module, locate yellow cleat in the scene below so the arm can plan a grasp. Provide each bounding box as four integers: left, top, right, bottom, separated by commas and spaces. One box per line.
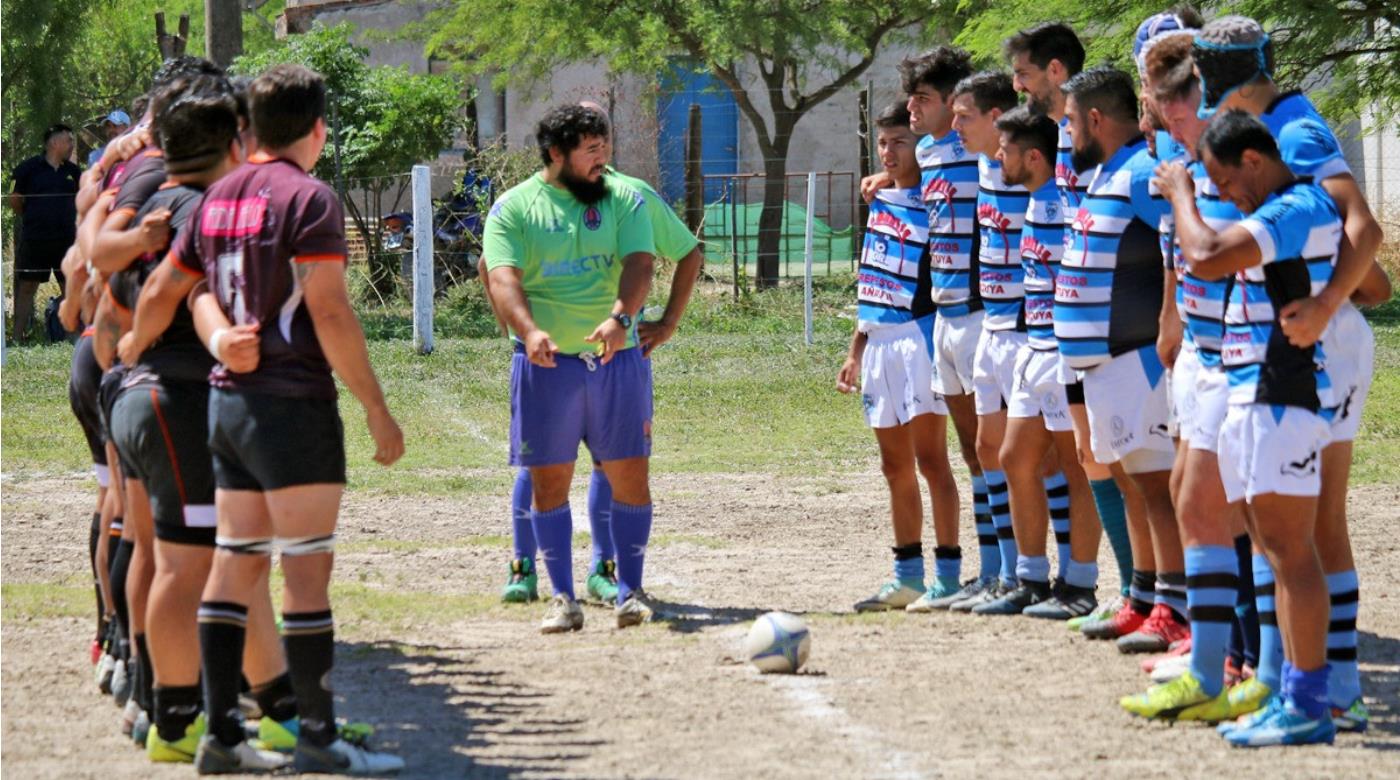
1120, 673, 1212, 719
146, 713, 204, 763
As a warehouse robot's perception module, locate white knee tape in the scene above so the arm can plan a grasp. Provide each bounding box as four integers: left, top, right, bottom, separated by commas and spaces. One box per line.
276, 534, 336, 557
215, 536, 274, 556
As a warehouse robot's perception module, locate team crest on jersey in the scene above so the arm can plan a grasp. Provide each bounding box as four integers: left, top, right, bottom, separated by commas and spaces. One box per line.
584, 205, 602, 230
1045, 201, 1059, 221
951, 141, 966, 158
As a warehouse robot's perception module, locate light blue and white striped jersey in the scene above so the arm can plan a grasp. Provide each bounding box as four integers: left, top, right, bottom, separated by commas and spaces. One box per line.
1055, 137, 1171, 371
1169, 161, 1242, 368
858, 187, 933, 329
1021, 178, 1064, 352
1155, 129, 1187, 166
1262, 92, 1352, 182
1224, 179, 1340, 411
977, 157, 1030, 331
918, 130, 981, 316
1055, 117, 1088, 235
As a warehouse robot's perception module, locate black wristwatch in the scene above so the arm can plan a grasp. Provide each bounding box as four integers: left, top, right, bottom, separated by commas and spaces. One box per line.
611, 312, 633, 329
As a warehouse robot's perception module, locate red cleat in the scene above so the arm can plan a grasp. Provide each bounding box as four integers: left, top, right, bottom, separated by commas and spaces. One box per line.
1117, 604, 1191, 654
90, 639, 102, 665
1140, 636, 1192, 674
1080, 599, 1146, 640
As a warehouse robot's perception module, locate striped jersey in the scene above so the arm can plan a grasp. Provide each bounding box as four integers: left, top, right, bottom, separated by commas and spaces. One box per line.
1055, 117, 1088, 233
917, 130, 981, 316
857, 187, 933, 329
1021, 179, 1065, 351
1224, 179, 1340, 410
977, 157, 1030, 331
1262, 92, 1352, 182
1055, 137, 1171, 371
1169, 162, 1242, 368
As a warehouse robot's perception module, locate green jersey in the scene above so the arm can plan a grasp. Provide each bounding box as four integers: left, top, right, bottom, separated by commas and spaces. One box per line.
605, 168, 699, 262
483, 173, 655, 354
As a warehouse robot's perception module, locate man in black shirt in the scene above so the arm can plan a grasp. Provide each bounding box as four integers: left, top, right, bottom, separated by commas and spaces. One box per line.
9, 123, 81, 339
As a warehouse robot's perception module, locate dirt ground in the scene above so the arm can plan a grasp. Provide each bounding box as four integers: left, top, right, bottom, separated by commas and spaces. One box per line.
4, 472, 1399, 779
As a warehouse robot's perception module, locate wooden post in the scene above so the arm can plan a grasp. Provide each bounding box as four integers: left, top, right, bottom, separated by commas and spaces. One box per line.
205, 0, 243, 68
684, 104, 704, 235
857, 88, 871, 244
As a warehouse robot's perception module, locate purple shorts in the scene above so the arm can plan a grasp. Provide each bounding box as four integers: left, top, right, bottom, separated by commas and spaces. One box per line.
509, 345, 653, 467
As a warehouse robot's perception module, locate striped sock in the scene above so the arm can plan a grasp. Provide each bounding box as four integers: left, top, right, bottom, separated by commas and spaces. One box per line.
1254, 554, 1283, 692
531, 504, 575, 599
1186, 546, 1239, 697
198, 601, 248, 746
985, 470, 1017, 585
1044, 472, 1071, 579
1129, 570, 1156, 616
1326, 570, 1361, 709
971, 473, 998, 580
1157, 571, 1188, 622
282, 610, 337, 747
1089, 478, 1133, 596
933, 545, 961, 582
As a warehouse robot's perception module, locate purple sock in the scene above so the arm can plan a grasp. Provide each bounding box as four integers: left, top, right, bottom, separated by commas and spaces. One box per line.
587, 468, 614, 566
512, 468, 536, 561
531, 504, 574, 598
609, 502, 653, 603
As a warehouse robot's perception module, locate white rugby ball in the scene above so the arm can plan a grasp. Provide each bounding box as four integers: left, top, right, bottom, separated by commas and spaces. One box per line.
744, 611, 811, 673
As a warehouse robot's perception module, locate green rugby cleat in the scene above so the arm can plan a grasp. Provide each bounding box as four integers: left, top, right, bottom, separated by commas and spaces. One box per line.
501, 558, 539, 603
586, 559, 619, 603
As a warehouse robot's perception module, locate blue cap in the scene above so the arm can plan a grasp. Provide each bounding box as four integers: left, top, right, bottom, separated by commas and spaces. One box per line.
1134, 12, 1189, 70
103, 110, 131, 127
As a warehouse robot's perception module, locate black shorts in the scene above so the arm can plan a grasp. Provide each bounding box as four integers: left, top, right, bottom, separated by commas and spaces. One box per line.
68, 336, 108, 469
16, 236, 70, 283
110, 381, 216, 547
97, 366, 133, 473
208, 389, 346, 491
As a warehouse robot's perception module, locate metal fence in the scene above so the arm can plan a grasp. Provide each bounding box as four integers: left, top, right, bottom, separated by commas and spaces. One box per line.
699, 170, 860, 281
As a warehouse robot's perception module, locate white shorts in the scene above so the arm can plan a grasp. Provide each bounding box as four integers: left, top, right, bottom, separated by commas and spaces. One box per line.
1171, 342, 1201, 444
932, 309, 984, 396
972, 329, 1027, 415
1082, 345, 1176, 470
1217, 404, 1331, 503
1187, 365, 1230, 453
1323, 303, 1374, 443
860, 318, 948, 429
1007, 347, 1074, 432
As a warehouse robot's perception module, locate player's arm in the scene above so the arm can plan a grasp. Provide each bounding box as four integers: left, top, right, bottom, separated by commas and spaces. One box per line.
861, 171, 895, 203
1157, 267, 1182, 369
1351, 260, 1392, 308
188, 280, 261, 374
638, 244, 704, 357
298, 259, 404, 466
586, 249, 654, 364
92, 285, 131, 370
91, 207, 170, 274
487, 265, 557, 367
77, 190, 117, 261
58, 245, 88, 332
116, 256, 200, 366
837, 328, 867, 393
1157, 164, 1260, 280
476, 255, 509, 336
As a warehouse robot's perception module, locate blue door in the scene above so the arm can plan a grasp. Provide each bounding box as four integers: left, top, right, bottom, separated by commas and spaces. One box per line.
656, 59, 739, 204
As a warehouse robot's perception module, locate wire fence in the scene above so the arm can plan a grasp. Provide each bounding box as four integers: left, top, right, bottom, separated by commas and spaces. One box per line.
698, 171, 860, 282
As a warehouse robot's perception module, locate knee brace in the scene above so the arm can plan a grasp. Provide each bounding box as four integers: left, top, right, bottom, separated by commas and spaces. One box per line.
215, 536, 274, 556
276, 534, 336, 557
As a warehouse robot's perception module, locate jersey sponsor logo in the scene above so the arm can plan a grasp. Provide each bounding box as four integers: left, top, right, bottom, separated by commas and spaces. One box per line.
1045, 201, 1059, 222
584, 205, 602, 230
202, 196, 268, 238
1071, 209, 1094, 253
1056, 164, 1081, 202
869, 210, 913, 255
1055, 272, 1088, 300
921, 177, 958, 230
540, 253, 615, 278
978, 202, 1013, 261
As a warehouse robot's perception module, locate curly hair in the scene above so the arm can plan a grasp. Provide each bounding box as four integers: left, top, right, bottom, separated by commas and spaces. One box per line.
536, 104, 610, 166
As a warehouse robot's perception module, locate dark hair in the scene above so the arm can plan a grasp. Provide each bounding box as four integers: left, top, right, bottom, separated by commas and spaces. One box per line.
150, 55, 223, 95
249, 64, 327, 149
1003, 23, 1086, 77
953, 71, 1018, 113
228, 75, 253, 128
874, 102, 912, 130
995, 105, 1058, 163
1145, 34, 1197, 104
157, 75, 241, 174
1200, 109, 1279, 166
130, 95, 149, 120
536, 103, 610, 166
899, 46, 973, 98
43, 124, 73, 143
1061, 65, 1139, 124
1172, 5, 1206, 29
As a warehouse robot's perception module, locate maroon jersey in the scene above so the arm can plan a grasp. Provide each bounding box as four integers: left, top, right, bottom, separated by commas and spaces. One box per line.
102, 144, 162, 201
170, 152, 346, 399
111, 148, 168, 214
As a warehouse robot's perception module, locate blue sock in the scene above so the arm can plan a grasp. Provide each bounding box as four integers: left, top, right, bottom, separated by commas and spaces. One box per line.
587, 468, 614, 567
971, 473, 999, 580
1326, 570, 1361, 709
1186, 545, 1239, 697
1015, 554, 1050, 585
985, 470, 1016, 584
1232, 534, 1260, 669
512, 468, 536, 561
1089, 478, 1133, 596
1284, 662, 1331, 721
609, 502, 653, 603
1044, 472, 1071, 579
1065, 559, 1098, 590
531, 504, 574, 599
1254, 554, 1283, 692
893, 554, 925, 590
933, 545, 961, 583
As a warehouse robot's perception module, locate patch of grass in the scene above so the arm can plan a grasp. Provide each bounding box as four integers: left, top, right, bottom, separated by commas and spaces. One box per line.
651, 534, 727, 549
2, 583, 93, 620
329, 581, 525, 630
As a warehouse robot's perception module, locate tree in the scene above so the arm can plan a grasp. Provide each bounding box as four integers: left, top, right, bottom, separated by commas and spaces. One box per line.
954, 0, 1399, 123
423, 0, 952, 288
232, 23, 467, 298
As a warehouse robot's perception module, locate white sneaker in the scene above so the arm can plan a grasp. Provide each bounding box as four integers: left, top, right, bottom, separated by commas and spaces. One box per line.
615, 590, 655, 628
110, 658, 131, 705
195, 734, 291, 774
853, 580, 923, 612
1150, 654, 1192, 684
120, 699, 141, 737
540, 594, 584, 634
95, 653, 116, 693
294, 737, 406, 775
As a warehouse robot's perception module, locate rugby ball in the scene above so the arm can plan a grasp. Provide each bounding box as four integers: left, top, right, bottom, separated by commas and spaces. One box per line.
744, 612, 811, 673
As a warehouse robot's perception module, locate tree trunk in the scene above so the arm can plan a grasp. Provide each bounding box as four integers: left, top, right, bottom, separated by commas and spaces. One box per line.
755, 125, 793, 289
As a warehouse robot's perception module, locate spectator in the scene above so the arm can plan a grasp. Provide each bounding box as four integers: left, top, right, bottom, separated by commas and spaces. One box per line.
86, 110, 132, 167
9, 123, 80, 340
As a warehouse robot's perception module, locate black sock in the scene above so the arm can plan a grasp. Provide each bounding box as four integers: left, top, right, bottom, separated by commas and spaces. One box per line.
89, 512, 103, 632
1233, 534, 1260, 667
109, 538, 133, 653
133, 633, 154, 712
154, 684, 203, 742
252, 673, 299, 724
892, 542, 923, 560
283, 610, 337, 747
199, 601, 249, 747
1129, 569, 1156, 616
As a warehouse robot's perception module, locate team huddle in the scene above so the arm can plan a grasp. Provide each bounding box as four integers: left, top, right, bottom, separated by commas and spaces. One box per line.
841, 12, 1387, 748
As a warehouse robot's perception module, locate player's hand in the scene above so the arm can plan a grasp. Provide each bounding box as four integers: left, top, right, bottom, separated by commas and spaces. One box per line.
860, 172, 894, 204
116, 332, 142, 367
366, 405, 405, 466
1152, 161, 1193, 205
1157, 316, 1183, 370
523, 328, 559, 367
636, 316, 676, 358
1278, 295, 1334, 348
58, 294, 81, 333
584, 317, 627, 365
106, 128, 151, 166
136, 209, 173, 254
836, 357, 861, 394
217, 323, 262, 373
